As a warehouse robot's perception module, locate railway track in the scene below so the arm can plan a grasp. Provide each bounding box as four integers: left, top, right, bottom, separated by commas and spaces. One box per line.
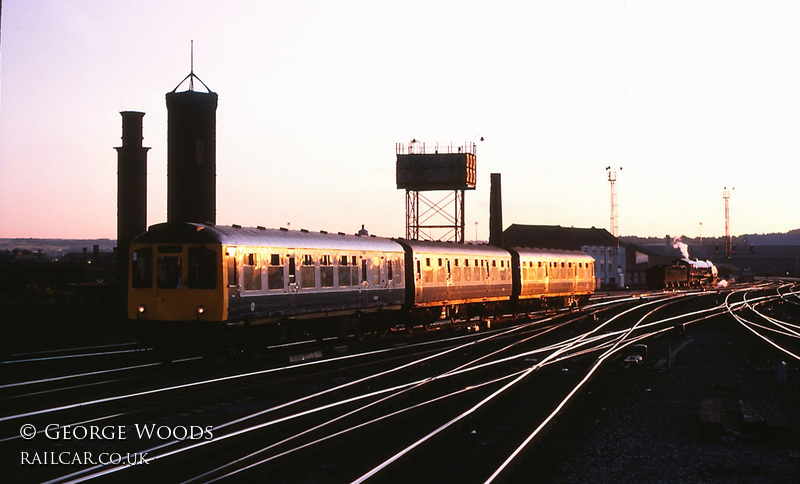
2, 282, 797, 483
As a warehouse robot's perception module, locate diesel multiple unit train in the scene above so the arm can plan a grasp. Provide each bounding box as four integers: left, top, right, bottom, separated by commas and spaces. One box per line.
129, 222, 595, 353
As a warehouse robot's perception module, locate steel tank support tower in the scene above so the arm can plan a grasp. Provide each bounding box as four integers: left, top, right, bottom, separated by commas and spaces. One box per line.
166, 66, 218, 225
396, 139, 478, 243
115, 111, 149, 285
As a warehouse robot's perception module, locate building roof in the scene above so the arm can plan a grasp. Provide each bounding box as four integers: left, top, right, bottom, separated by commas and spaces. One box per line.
503, 224, 618, 250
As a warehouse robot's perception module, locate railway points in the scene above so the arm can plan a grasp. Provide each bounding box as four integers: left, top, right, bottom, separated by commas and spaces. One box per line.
0, 281, 796, 482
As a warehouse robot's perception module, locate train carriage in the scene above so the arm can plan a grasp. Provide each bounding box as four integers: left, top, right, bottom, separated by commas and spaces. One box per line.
395, 239, 513, 321
129, 223, 406, 346
509, 247, 595, 308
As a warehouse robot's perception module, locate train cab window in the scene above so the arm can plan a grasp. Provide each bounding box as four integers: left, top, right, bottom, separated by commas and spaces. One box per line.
188, 248, 217, 289
301, 254, 315, 288
243, 253, 262, 291
157, 255, 182, 289
268, 254, 283, 290
320, 255, 334, 287
131, 248, 153, 288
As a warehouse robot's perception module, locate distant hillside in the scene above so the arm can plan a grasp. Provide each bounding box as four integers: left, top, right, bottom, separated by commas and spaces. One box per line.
622, 230, 800, 247
0, 239, 117, 255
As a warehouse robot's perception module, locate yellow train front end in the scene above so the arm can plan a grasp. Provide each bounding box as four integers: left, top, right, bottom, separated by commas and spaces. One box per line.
128, 241, 227, 327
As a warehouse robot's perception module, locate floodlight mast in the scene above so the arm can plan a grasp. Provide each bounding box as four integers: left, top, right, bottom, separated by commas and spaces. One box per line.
606, 166, 621, 237
723, 187, 733, 264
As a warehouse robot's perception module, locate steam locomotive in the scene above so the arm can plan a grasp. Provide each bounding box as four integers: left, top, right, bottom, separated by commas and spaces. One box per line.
646, 258, 718, 289
128, 222, 595, 353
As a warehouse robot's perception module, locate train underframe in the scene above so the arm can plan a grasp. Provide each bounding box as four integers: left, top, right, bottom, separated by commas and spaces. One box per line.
137, 293, 591, 362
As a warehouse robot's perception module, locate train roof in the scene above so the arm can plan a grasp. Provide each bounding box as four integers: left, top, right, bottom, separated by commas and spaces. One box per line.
510, 246, 595, 261
133, 223, 405, 253
394, 239, 512, 257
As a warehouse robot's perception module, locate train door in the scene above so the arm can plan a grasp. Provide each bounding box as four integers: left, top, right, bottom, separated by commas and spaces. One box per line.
225, 247, 240, 317
414, 256, 424, 302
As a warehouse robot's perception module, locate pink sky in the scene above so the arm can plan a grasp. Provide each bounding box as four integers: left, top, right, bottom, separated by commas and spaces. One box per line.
2, 1, 798, 240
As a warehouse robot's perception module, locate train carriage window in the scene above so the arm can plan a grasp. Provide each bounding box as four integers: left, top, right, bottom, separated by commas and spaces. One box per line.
320, 255, 334, 287
453, 260, 462, 283
268, 254, 284, 290
362, 259, 368, 283
387, 260, 393, 281
351, 258, 359, 286
338, 255, 350, 287
157, 255, 182, 289
416, 260, 421, 279
288, 256, 296, 284
243, 253, 262, 291
373, 258, 381, 285
395, 257, 403, 283
301, 254, 315, 288
188, 248, 217, 289
131, 248, 153, 288
426, 258, 431, 267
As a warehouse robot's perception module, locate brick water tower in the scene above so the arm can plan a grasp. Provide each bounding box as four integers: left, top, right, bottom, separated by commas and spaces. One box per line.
166, 67, 218, 225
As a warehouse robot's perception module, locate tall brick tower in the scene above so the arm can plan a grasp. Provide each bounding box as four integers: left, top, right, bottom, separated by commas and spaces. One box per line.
115, 111, 149, 284
166, 67, 218, 225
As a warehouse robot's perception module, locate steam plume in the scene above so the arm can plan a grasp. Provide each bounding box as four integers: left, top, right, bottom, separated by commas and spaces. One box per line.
671, 236, 690, 259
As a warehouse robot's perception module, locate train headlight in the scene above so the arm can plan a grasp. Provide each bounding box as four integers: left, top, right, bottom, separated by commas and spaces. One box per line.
137, 305, 146, 314
197, 306, 205, 315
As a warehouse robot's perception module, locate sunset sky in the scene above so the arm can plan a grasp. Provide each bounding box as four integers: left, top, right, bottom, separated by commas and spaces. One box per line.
1, 1, 798, 240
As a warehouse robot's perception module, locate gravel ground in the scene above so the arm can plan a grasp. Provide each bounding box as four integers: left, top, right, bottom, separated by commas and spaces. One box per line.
506, 315, 799, 483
